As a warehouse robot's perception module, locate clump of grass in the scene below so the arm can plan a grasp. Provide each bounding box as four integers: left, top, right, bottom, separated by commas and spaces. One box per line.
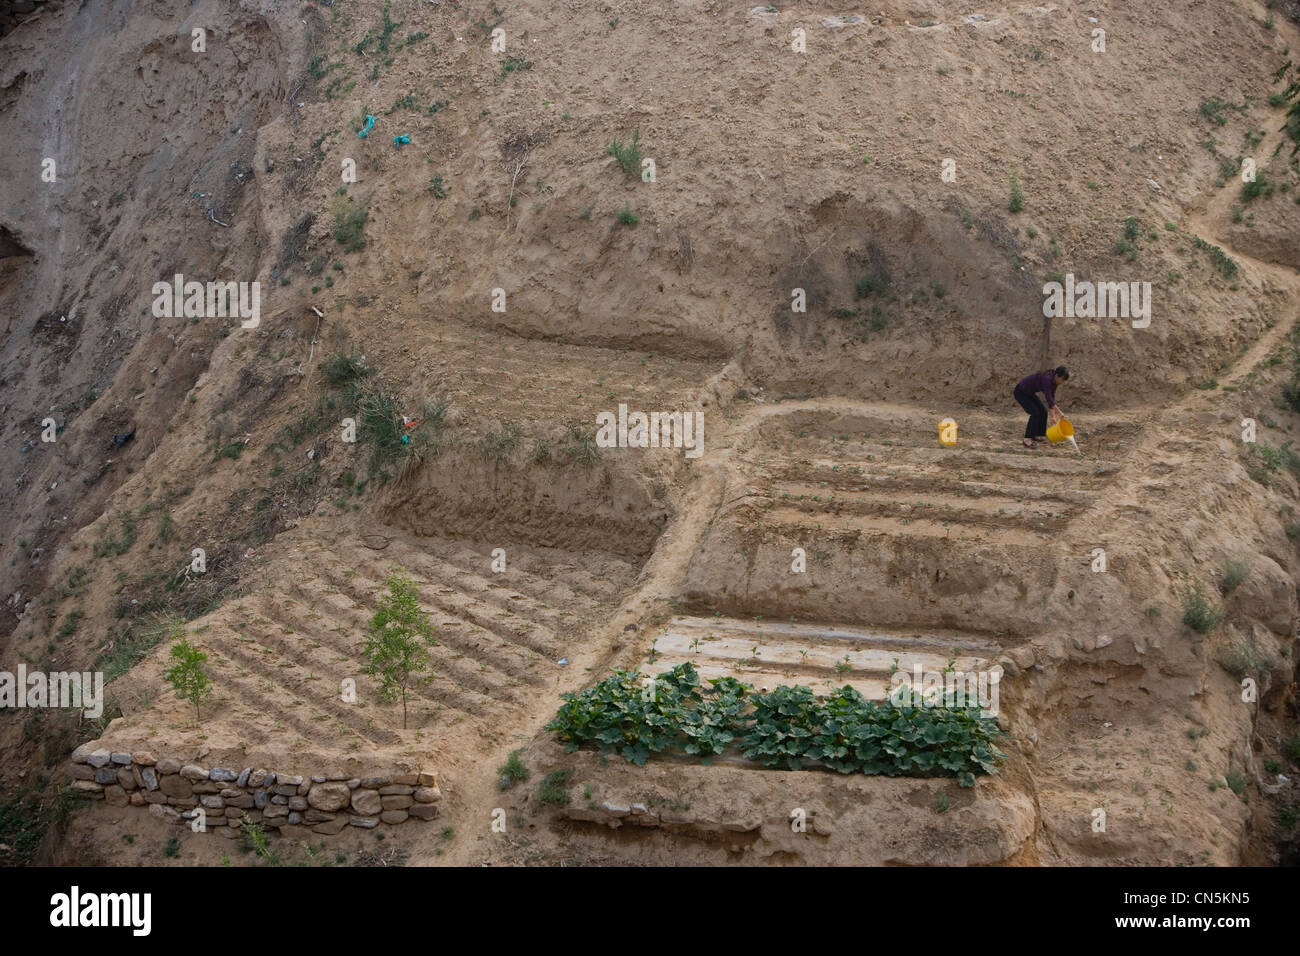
498, 750, 530, 789
337, 369, 450, 480
239, 822, 280, 865
330, 194, 368, 252
1284, 733, 1300, 762
1216, 642, 1263, 679
1182, 582, 1223, 635
1221, 558, 1249, 593
1192, 235, 1238, 279
536, 769, 573, 807
559, 424, 600, 466
1008, 172, 1024, 213
1198, 97, 1245, 127
93, 511, 138, 558
1246, 440, 1300, 486
855, 275, 880, 298
604, 128, 643, 180
355, 2, 402, 55
1224, 769, 1248, 797
322, 349, 372, 387
615, 203, 639, 226
1241, 170, 1275, 203
477, 422, 522, 463
499, 56, 532, 80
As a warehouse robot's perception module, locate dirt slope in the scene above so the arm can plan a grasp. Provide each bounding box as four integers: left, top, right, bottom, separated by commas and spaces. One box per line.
3, 0, 1300, 866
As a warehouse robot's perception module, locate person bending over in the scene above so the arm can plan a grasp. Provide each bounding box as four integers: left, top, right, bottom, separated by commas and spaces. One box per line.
1013, 365, 1069, 449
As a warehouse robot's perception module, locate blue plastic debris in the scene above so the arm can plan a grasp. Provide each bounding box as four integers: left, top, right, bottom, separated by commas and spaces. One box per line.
557, 658, 568, 667
357, 114, 377, 138
393, 134, 411, 148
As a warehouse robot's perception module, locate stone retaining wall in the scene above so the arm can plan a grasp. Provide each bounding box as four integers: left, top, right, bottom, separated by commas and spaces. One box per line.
68, 744, 441, 838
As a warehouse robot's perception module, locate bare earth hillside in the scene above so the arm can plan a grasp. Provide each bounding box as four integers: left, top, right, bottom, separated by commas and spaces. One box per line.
2, 0, 1299, 867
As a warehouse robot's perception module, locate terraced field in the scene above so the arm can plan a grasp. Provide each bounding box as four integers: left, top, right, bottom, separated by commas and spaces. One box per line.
678, 403, 1142, 637
649, 614, 1002, 704
148, 520, 639, 758
744, 405, 1134, 536
364, 322, 723, 431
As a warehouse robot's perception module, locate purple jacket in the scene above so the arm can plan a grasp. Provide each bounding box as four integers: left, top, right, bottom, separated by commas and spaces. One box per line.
1017, 370, 1058, 407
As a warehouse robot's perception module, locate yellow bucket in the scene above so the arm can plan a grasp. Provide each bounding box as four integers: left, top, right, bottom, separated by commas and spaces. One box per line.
1045, 417, 1074, 444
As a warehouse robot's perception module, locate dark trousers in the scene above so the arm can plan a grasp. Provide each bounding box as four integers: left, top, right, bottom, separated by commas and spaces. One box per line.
1013, 385, 1048, 439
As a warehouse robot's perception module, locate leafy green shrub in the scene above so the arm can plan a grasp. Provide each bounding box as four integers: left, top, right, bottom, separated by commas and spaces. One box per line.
164, 837, 181, 858
604, 128, 643, 180
1182, 582, 1223, 634
546, 665, 702, 766
740, 684, 822, 770
546, 663, 1004, 786
680, 676, 750, 760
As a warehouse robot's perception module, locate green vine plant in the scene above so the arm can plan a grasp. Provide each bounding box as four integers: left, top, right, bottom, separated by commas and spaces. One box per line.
545, 662, 1005, 786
